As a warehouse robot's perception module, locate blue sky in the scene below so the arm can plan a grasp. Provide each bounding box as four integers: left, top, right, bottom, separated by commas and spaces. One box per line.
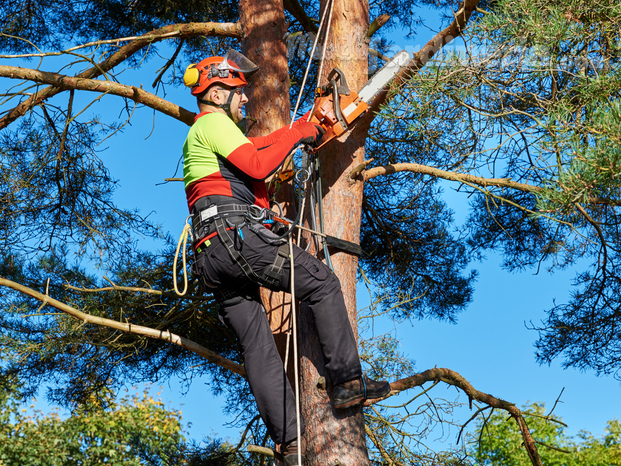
98, 56, 620, 451
5, 6, 620, 456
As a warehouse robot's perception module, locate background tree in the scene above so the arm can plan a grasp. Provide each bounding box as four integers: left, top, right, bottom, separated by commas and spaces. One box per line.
1, 0, 620, 464
0, 381, 185, 465
0, 379, 254, 465
468, 401, 621, 465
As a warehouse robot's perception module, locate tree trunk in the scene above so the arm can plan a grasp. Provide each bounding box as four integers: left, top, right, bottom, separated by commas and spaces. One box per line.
298, 0, 371, 464
240, 0, 370, 463
239, 0, 296, 379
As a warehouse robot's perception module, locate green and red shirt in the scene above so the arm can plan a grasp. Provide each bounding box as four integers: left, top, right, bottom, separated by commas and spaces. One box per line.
183, 111, 307, 212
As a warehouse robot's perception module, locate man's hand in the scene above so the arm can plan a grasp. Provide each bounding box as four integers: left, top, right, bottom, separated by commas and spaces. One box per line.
297, 122, 325, 147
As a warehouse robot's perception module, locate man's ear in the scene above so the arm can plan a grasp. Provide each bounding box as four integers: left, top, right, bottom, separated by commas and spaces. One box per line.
208, 87, 222, 105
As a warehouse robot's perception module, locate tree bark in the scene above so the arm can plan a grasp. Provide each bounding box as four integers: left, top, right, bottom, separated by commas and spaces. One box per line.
238, 0, 300, 396
298, 0, 371, 464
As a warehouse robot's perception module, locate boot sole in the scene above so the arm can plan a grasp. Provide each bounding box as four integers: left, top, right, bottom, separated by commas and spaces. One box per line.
334, 384, 392, 409
333, 393, 365, 409
284, 453, 306, 465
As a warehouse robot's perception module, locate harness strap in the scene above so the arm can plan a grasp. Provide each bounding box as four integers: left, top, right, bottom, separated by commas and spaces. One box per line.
261, 243, 290, 287
214, 217, 289, 288
214, 217, 262, 283
192, 202, 264, 247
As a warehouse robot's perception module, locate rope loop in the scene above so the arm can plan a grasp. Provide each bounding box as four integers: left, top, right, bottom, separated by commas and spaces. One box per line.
173, 216, 192, 297
295, 167, 311, 184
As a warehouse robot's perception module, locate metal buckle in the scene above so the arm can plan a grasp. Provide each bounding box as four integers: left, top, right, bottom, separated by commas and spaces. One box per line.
295, 168, 311, 183
246, 205, 267, 222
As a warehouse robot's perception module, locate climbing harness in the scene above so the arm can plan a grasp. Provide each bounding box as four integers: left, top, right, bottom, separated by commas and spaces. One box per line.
172, 202, 291, 298
191, 199, 293, 288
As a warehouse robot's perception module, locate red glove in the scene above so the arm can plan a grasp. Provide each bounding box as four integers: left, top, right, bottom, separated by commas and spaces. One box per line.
296, 121, 325, 146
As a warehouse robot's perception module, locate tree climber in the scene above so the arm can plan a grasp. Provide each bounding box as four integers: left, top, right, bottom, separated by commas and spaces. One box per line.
182, 49, 390, 465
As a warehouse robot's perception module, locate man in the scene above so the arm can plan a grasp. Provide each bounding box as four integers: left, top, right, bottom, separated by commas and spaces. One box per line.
182, 49, 390, 465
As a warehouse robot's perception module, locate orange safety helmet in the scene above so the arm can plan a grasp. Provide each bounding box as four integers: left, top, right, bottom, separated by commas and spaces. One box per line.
184, 49, 259, 96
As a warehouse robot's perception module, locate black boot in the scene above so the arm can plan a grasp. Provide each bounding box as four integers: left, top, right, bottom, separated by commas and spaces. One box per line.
333, 375, 391, 409
281, 438, 305, 466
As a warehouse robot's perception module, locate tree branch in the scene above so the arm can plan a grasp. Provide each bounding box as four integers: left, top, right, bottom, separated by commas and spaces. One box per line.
366, 368, 543, 466
63, 282, 212, 301
359, 162, 621, 207
362, 0, 482, 125
367, 14, 391, 39
0, 65, 196, 125
283, 0, 318, 34
361, 162, 542, 193
0, 277, 246, 377
0, 21, 240, 130
365, 424, 397, 465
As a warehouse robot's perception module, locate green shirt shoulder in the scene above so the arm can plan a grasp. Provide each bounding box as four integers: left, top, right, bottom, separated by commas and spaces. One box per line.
183, 112, 250, 188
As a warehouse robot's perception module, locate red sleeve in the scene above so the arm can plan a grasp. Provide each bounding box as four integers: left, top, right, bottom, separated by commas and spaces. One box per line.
247, 126, 289, 149
247, 115, 309, 149
226, 127, 305, 180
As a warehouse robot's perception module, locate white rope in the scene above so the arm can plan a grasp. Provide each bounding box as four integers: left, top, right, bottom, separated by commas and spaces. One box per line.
285, 2, 336, 460
315, 0, 335, 96
288, 234, 303, 466
290, 0, 333, 127
292, 0, 335, 248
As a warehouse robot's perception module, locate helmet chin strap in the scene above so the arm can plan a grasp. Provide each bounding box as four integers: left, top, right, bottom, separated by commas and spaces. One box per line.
199, 90, 249, 134
199, 88, 237, 120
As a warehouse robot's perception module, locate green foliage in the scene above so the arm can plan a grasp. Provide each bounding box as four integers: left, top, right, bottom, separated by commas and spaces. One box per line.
2, 0, 621, 464
0, 383, 185, 465
0, 115, 160, 264
0, 381, 254, 465
0, 248, 248, 412
469, 402, 621, 465
373, 0, 621, 375
360, 175, 477, 322
0, 0, 237, 54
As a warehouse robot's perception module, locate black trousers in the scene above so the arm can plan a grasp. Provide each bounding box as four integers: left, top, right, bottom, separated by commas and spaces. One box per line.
194, 222, 362, 444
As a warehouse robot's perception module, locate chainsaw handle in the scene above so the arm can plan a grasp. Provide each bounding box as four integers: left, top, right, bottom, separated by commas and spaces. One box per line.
330, 79, 348, 132
326, 67, 350, 96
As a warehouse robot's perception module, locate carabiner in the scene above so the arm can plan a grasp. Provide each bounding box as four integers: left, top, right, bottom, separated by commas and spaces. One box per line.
247, 205, 267, 222
295, 168, 311, 184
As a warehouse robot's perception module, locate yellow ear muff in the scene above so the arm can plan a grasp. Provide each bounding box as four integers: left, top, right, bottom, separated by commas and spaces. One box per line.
183, 64, 200, 87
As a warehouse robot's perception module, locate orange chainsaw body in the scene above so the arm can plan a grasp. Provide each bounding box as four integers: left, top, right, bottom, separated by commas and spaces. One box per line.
310, 92, 368, 150
308, 67, 369, 151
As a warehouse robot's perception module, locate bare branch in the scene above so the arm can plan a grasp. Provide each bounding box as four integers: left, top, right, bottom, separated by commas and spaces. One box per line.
152, 39, 185, 88
283, 0, 318, 34
247, 445, 282, 462
360, 162, 621, 208
360, 161, 541, 193
367, 14, 391, 39
0, 21, 240, 130
365, 424, 398, 465
0, 65, 196, 125
366, 367, 543, 466
63, 283, 211, 301
0, 277, 246, 377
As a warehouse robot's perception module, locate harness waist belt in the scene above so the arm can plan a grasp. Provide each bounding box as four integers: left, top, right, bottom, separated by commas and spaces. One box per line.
191, 197, 266, 246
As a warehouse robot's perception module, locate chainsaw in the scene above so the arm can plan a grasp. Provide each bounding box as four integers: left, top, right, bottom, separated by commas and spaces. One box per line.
308, 50, 411, 151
